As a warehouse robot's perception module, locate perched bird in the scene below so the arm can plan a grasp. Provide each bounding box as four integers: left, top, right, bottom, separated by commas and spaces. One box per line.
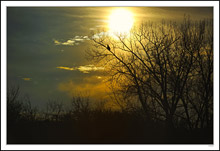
107, 44, 111, 51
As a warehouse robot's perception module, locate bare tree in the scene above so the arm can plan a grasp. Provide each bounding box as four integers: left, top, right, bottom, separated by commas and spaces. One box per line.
7, 85, 23, 125
45, 99, 64, 121
87, 16, 213, 129
22, 95, 38, 121
69, 95, 91, 119
181, 18, 213, 129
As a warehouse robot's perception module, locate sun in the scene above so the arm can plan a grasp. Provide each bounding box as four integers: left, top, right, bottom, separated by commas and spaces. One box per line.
108, 8, 134, 35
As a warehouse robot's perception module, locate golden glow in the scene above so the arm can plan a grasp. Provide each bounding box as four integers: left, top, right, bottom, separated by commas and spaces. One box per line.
108, 8, 134, 35
58, 76, 111, 100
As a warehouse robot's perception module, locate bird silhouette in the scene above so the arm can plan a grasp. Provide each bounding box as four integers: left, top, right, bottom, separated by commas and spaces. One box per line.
107, 44, 111, 51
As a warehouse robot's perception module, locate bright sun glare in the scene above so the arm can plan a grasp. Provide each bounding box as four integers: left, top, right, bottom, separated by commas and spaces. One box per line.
108, 8, 134, 35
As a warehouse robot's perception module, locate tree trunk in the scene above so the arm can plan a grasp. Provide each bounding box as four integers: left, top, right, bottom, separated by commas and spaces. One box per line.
165, 114, 174, 129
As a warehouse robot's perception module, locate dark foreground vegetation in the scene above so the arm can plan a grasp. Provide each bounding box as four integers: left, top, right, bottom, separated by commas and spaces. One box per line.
7, 86, 212, 144
7, 17, 213, 144
8, 113, 212, 144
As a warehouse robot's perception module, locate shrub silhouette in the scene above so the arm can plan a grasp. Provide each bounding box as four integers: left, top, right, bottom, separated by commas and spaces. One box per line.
7, 90, 213, 144
7, 86, 23, 125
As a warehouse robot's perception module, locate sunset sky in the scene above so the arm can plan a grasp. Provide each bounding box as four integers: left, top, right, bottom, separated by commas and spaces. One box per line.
7, 7, 213, 108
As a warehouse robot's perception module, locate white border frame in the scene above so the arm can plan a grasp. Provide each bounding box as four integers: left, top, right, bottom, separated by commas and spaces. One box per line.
1, 1, 219, 150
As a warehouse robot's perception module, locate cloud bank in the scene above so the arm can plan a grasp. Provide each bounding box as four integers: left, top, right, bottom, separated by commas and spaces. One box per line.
54, 35, 90, 46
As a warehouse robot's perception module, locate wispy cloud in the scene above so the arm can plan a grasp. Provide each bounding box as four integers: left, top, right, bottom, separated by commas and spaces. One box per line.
22, 78, 31, 81
92, 32, 109, 39
56, 64, 104, 73
78, 65, 104, 73
54, 39, 75, 46
53, 35, 90, 46
56, 66, 74, 71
